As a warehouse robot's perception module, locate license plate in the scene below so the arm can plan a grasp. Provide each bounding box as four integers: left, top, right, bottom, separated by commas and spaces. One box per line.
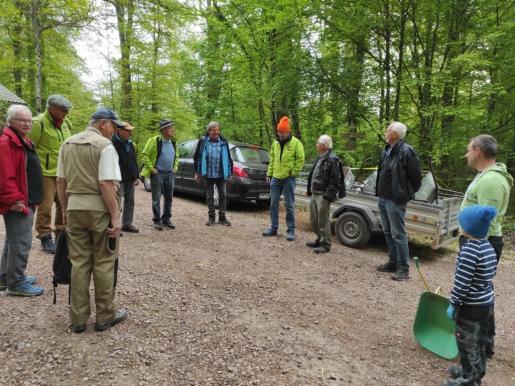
259, 193, 270, 199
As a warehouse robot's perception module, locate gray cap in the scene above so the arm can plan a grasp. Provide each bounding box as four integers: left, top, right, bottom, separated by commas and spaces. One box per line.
47, 94, 72, 110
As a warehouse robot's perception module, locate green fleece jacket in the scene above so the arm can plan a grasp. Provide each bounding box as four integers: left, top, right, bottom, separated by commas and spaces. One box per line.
267, 136, 305, 179
461, 163, 513, 237
29, 111, 72, 176
140, 134, 179, 178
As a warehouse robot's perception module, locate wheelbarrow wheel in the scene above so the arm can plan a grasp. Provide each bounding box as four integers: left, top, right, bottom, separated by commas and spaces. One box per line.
335, 211, 371, 248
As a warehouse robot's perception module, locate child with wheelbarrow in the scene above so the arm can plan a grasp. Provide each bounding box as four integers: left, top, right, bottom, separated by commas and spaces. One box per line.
444, 205, 497, 386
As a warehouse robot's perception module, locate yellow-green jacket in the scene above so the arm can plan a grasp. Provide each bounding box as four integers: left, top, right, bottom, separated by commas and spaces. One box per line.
267, 135, 305, 179
141, 134, 179, 178
29, 111, 72, 176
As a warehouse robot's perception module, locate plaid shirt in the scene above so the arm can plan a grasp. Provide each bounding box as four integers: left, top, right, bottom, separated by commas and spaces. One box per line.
206, 138, 223, 178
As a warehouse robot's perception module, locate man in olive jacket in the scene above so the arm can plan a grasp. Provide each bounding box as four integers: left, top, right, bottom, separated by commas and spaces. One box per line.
375, 121, 422, 281
29, 95, 72, 254
263, 116, 305, 241
306, 135, 345, 253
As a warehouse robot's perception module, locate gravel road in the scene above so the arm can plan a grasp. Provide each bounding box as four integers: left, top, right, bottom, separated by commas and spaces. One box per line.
1, 186, 514, 385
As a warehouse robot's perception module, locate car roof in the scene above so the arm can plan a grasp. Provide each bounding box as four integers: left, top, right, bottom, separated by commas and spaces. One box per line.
179, 139, 266, 151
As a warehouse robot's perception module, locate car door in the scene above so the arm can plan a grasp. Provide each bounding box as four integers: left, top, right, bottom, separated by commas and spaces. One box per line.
177, 140, 199, 194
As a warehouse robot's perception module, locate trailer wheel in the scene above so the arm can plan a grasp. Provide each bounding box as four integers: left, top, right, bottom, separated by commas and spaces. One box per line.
335, 211, 371, 248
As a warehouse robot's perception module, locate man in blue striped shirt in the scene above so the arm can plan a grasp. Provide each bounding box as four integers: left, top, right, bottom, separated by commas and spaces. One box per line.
444, 205, 497, 386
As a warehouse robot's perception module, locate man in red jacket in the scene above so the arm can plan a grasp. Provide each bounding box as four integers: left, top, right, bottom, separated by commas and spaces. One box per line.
0, 104, 44, 296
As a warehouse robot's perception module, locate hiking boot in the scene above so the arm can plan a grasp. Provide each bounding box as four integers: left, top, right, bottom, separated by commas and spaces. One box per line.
153, 221, 163, 231
71, 325, 87, 334
262, 228, 277, 237
162, 221, 176, 229
41, 235, 56, 254
218, 217, 231, 226
121, 224, 139, 233
376, 261, 398, 273
391, 269, 409, 281
206, 218, 216, 226
6, 282, 44, 297
0, 275, 36, 291
314, 245, 330, 254
95, 308, 128, 332
447, 364, 462, 379
286, 231, 296, 241
306, 240, 321, 248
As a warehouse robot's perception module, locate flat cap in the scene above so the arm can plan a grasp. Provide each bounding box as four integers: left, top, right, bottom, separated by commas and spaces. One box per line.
159, 119, 175, 130
47, 94, 72, 110
92, 107, 125, 128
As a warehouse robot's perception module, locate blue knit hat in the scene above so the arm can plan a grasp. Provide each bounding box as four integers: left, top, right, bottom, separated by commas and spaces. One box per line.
458, 205, 497, 238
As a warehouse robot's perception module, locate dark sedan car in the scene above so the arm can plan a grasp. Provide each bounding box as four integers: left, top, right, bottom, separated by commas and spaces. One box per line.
171, 139, 271, 205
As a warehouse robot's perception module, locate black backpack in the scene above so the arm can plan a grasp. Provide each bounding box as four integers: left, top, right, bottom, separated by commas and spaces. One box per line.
52, 232, 72, 304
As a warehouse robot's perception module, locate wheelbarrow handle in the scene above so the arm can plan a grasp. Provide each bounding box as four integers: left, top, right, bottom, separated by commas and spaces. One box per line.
414, 256, 432, 293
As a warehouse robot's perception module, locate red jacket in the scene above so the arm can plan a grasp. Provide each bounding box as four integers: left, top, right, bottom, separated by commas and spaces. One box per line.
0, 127, 30, 215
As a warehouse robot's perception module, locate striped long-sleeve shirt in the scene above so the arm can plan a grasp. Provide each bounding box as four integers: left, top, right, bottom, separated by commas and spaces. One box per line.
450, 239, 497, 307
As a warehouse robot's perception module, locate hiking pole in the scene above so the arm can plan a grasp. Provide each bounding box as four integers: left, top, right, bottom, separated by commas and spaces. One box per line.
414, 257, 432, 292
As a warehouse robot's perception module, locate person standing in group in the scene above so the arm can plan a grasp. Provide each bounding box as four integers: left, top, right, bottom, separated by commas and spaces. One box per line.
263, 116, 305, 241
112, 122, 139, 233
459, 134, 512, 358
193, 121, 233, 226
0, 105, 44, 296
375, 121, 422, 281
56, 107, 127, 333
29, 95, 72, 254
141, 120, 179, 231
306, 135, 345, 253
444, 205, 497, 386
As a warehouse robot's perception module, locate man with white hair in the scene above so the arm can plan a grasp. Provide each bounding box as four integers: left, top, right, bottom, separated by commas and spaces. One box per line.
306, 135, 345, 253
0, 104, 44, 296
376, 121, 422, 281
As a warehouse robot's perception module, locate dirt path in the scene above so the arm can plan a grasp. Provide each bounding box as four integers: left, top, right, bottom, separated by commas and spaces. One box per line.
1, 186, 514, 385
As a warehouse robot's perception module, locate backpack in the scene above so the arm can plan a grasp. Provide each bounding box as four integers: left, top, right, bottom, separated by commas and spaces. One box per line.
52, 232, 72, 304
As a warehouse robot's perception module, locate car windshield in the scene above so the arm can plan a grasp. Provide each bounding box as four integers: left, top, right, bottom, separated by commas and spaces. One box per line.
232, 146, 269, 164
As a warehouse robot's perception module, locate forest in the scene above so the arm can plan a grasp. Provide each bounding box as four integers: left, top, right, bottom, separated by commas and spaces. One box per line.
0, 0, 513, 213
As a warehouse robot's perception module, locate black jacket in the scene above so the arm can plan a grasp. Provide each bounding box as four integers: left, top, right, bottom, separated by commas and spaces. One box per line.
112, 135, 139, 182
375, 139, 422, 204
307, 151, 346, 202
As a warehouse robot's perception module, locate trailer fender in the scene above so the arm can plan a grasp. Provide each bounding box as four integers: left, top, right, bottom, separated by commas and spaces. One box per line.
332, 204, 381, 232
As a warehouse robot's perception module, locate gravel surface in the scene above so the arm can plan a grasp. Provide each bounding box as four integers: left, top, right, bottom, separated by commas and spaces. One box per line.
1, 186, 514, 385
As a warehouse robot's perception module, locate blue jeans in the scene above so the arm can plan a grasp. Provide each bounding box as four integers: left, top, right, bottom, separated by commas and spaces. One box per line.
151, 171, 174, 223
269, 177, 296, 233
378, 198, 409, 269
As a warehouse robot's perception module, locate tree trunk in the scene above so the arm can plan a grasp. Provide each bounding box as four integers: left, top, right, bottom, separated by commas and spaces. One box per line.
393, 0, 406, 121
114, 0, 134, 119
383, 0, 391, 122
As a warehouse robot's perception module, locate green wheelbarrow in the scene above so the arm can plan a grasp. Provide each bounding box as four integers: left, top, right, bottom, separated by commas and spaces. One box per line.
412, 257, 458, 360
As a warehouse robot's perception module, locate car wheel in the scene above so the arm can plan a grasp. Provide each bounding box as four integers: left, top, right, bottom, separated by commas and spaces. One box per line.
335, 211, 371, 248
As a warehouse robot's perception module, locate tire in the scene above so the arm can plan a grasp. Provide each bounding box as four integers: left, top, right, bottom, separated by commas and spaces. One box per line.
334, 211, 371, 248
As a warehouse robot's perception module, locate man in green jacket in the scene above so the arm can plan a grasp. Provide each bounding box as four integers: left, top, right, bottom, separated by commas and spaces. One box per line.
29, 95, 72, 254
141, 120, 179, 231
459, 134, 513, 359
263, 116, 305, 241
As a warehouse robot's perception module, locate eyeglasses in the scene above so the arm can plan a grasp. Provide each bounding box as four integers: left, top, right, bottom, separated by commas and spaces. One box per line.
12, 118, 32, 124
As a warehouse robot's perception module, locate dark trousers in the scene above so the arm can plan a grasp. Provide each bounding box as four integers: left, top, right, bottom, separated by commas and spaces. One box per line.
120, 179, 136, 227
459, 235, 502, 355
455, 305, 490, 386
151, 171, 174, 223
205, 178, 227, 220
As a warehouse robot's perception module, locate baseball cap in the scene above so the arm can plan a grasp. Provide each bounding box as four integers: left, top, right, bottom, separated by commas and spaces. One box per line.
92, 107, 125, 128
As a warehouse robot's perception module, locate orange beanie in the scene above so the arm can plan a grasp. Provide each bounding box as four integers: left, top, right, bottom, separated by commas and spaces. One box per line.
277, 116, 291, 133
